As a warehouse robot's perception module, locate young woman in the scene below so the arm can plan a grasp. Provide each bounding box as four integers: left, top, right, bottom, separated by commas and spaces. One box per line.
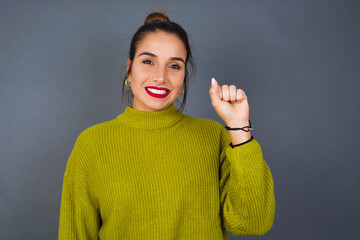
58, 11, 275, 240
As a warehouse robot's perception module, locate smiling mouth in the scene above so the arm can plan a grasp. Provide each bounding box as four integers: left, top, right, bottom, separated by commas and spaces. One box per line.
145, 87, 170, 98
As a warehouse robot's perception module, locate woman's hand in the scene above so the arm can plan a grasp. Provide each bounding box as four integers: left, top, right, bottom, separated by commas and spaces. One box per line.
209, 78, 250, 127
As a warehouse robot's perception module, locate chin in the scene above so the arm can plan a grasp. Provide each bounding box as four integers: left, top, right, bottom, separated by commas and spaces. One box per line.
150, 103, 171, 111
133, 97, 174, 112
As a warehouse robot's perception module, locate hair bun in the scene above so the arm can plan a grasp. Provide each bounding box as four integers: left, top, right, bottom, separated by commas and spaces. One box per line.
144, 11, 170, 24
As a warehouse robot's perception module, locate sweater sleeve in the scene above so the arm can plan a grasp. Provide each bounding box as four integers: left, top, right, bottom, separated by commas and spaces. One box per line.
58, 132, 101, 240
219, 128, 275, 235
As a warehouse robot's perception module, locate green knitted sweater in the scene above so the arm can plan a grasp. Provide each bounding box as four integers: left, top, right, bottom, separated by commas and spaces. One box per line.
58, 103, 275, 239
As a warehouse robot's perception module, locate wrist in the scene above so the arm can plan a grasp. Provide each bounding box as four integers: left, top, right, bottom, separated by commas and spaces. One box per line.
228, 131, 252, 145
225, 120, 250, 127
225, 120, 253, 145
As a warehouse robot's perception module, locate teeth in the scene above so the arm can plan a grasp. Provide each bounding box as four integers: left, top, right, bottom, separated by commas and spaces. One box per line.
147, 88, 168, 94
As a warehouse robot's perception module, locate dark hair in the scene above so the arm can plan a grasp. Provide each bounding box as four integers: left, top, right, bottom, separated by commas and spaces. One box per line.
121, 11, 195, 112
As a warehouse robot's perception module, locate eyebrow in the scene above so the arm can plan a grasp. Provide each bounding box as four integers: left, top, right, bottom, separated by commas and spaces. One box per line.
138, 52, 185, 64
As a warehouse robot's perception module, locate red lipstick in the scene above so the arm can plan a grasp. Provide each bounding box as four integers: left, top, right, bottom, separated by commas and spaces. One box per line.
145, 86, 170, 98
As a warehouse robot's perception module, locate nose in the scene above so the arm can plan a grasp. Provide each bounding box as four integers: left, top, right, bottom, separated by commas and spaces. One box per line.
153, 66, 166, 83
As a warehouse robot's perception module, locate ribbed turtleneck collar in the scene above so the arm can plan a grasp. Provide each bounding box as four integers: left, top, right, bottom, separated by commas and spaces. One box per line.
116, 103, 184, 130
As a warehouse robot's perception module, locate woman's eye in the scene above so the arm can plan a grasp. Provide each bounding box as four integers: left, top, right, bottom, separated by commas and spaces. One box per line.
143, 59, 153, 65
170, 64, 180, 70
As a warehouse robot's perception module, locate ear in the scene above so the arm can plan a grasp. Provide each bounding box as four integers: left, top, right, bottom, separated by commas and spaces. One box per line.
127, 59, 131, 72
126, 59, 132, 80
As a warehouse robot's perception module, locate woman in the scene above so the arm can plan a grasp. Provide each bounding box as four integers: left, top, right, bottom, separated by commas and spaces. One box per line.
58, 11, 275, 240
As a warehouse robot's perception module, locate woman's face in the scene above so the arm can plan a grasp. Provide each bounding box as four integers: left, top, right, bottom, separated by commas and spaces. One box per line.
127, 31, 187, 112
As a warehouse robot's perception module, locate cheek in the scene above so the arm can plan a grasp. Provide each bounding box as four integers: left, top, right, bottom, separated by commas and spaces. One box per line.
174, 77, 185, 92
174, 68, 185, 81
131, 69, 150, 85
131, 62, 151, 75
172, 71, 185, 82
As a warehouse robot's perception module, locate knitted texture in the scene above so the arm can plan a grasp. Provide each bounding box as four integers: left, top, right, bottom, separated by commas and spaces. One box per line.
58, 103, 275, 239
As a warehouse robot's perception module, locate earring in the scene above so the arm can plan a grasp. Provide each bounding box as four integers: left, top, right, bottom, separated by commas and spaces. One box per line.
179, 87, 185, 95
125, 78, 131, 87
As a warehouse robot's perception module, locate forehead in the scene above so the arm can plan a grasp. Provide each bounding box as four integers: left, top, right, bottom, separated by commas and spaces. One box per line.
136, 31, 187, 58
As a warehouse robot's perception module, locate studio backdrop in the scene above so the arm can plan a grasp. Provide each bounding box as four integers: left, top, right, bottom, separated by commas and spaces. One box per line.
1, 0, 359, 239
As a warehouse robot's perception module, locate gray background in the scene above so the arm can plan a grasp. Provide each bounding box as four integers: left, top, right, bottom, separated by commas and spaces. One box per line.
1, 0, 359, 239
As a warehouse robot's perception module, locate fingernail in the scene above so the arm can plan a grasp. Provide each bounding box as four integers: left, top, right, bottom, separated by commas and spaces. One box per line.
211, 78, 215, 86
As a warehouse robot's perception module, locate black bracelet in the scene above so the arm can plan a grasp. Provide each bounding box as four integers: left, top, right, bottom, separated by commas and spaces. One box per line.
230, 136, 254, 148
225, 120, 254, 132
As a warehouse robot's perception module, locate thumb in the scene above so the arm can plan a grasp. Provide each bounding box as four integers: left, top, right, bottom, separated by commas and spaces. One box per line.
209, 77, 222, 104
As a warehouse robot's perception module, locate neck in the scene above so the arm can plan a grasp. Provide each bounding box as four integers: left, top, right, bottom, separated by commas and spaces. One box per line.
116, 103, 184, 130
